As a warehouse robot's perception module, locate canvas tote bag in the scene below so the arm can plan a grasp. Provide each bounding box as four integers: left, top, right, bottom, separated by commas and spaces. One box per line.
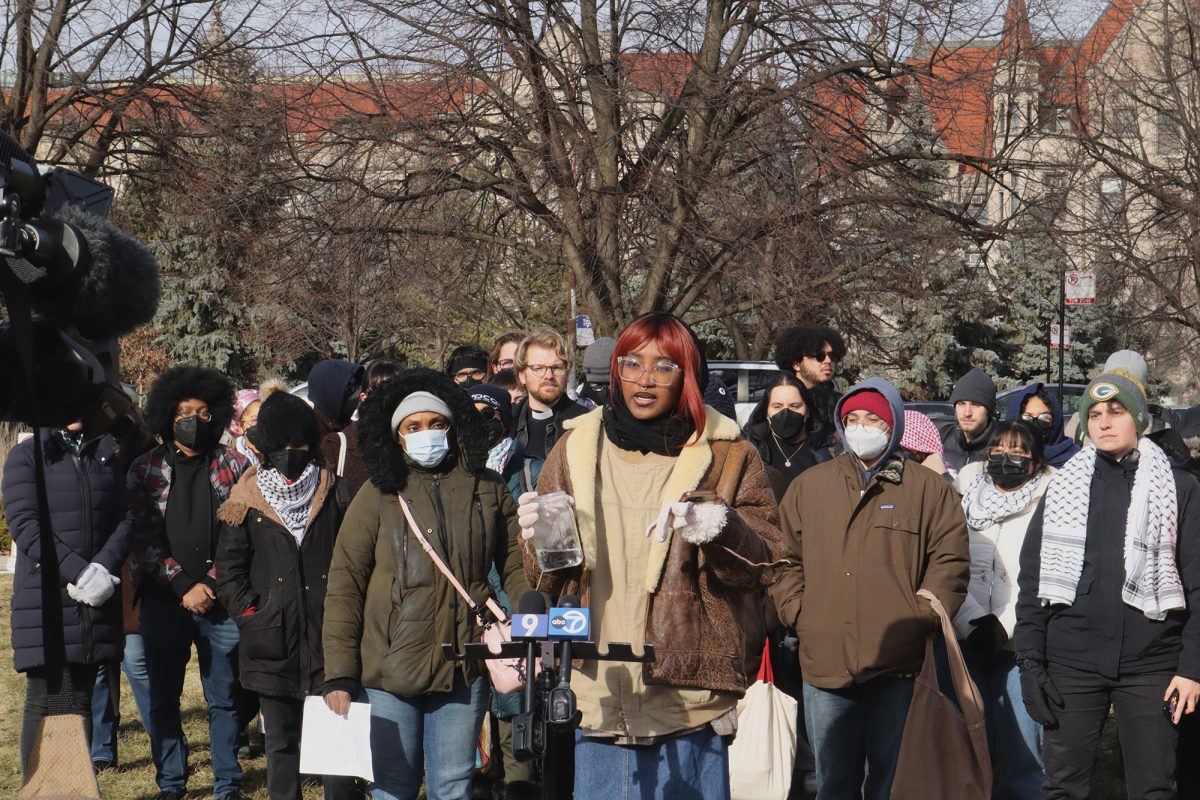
729, 639, 799, 800
891, 589, 992, 800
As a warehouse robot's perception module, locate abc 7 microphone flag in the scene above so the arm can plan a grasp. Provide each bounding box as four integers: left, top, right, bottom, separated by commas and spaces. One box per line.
515, 606, 591, 640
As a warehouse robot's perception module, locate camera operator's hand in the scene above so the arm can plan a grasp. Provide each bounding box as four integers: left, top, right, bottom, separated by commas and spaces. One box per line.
66, 562, 120, 607
181, 583, 216, 615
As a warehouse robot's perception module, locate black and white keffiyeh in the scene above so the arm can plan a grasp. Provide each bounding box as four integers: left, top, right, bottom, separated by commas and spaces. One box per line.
961, 470, 1039, 530
1038, 438, 1183, 621
256, 461, 320, 544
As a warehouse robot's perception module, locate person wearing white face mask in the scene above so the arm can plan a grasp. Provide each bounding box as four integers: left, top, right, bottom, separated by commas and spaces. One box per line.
769, 377, 970, 800
321, 369, 531, 800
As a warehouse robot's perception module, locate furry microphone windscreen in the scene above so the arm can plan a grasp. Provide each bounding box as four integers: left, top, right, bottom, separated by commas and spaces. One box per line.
33, 204, 160, 339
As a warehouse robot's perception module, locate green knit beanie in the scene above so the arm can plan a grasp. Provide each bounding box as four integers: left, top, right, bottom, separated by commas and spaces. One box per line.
1077, 372, 1150, 442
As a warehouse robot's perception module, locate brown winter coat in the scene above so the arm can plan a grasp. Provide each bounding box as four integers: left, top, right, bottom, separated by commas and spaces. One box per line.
770, 451, 970, 689
528, 407, 787, 694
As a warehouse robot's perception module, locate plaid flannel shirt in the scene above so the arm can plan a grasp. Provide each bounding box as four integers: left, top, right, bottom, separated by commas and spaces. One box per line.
128, 443, 250, 595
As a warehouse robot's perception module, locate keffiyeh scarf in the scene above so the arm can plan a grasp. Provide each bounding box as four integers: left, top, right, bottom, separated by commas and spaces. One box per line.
1038, 439, 1183, 621
961, 469, 1039, 530
256, 461, 320, 544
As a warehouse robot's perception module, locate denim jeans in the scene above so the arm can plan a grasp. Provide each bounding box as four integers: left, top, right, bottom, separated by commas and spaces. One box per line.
803, 676, 915, 800
365, 674, 488, 800
141, 595, 244, 795
963, 648, 1043, 799
91, 632, 154, 764
573, 726, 731, 800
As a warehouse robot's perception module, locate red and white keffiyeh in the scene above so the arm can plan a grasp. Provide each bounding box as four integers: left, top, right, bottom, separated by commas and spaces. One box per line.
902, 409, 944, 458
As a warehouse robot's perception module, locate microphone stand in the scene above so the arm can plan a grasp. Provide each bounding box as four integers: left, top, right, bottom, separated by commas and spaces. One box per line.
442, 639, 655, 800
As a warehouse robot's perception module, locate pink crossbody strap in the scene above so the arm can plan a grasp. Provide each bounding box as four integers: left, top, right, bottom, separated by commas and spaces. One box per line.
396, 494, 509, 625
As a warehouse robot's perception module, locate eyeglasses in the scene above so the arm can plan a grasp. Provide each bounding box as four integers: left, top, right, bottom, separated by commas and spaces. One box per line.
454, 368, 485, 381
988, 448, 1032, 459
494, 358, 515, 370
524, 364, 568, 377
175, 409, 212, 422
1020, 413, 1054, 426
616, 356, 682, 386
805, 350, 836, 363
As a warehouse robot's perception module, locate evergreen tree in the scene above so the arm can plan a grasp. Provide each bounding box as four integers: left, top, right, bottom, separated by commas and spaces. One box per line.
993, 211, 1118, 387
123, 37, 290, 384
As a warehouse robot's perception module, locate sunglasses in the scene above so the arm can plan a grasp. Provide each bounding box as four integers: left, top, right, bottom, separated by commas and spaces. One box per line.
805, 351, 836, 363
477, 406, 500, 421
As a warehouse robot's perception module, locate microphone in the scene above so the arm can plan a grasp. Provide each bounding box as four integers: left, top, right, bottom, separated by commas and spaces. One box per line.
548, 594, 584, 724
512, 590, 546, 760
28, 204, 160, 339
513, 590, 549, 641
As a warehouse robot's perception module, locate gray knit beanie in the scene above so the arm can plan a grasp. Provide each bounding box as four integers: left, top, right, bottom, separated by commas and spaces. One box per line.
583, 337, 617, 383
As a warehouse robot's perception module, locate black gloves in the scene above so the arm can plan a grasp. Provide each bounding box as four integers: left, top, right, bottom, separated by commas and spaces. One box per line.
965, 614, 1009, 659
1018, 659, 1063, 728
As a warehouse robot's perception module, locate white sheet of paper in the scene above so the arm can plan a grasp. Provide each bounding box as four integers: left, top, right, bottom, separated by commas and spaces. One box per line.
299, 696, 374, 781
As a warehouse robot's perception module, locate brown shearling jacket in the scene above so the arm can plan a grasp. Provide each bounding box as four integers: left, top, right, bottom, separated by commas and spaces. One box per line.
527, 407, 787, 694
770, 451, 970, 689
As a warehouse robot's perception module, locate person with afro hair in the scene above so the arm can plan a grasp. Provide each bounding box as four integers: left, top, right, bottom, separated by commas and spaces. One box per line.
322, 367, 531, 800
773, 324, 847, 438
216, 392, 357, 800
129, 365, 253, 800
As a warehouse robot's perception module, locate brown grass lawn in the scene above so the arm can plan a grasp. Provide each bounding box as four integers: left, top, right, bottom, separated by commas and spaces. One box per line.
0, 572, 327, 799
0, 570, 1134, 799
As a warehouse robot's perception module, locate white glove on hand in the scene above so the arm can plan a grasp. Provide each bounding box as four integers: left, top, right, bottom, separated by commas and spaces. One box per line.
645, 500, 728, 545
67, 562, 120, 607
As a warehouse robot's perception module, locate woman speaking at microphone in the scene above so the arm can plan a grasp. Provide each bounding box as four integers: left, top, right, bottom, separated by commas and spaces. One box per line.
518, 312, 785, 798
321, 368, 530, 800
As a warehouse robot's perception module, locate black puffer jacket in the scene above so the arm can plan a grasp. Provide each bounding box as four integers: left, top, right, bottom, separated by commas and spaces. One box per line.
4, 433, 134, 672
215, 465, 352, 698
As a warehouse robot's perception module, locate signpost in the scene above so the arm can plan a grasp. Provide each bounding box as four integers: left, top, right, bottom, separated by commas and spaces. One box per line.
1064, 271, 1096, 305
1049, 323, 1071, 350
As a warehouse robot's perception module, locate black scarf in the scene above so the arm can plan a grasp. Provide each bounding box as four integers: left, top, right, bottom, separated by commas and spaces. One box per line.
599, 311, 708, 457
603, 397, 695, 457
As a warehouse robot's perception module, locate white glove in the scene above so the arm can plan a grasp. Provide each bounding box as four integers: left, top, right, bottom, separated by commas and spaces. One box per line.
645, 500, 728, 545
516, 491, 575, 540
67, 562, 120, 608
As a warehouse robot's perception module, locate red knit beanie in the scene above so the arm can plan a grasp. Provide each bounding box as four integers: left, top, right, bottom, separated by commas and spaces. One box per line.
840, 390, 893, 428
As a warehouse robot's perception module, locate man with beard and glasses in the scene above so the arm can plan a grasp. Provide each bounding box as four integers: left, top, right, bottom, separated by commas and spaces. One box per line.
511, 328, 588, 494
130, 366, 253, 800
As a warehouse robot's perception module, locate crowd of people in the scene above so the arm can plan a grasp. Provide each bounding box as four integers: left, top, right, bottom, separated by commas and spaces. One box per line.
5, 314, 1200, 800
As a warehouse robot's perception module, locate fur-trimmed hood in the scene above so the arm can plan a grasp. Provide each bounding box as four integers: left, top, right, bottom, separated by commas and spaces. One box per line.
356, 367, 490, 494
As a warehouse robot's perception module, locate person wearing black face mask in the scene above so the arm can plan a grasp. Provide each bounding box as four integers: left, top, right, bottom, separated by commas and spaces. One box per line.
951, 421, 1052, 798
743, 373, 828, 501
1004, 383, 1080, 469
215, 391, 357, 800
129, 365, 252, 800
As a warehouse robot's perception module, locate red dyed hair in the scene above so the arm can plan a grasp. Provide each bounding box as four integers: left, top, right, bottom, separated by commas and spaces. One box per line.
611, 313, 708, 441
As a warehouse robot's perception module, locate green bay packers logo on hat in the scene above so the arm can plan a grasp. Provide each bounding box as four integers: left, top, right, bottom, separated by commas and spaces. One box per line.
1089, 382, 1120, 402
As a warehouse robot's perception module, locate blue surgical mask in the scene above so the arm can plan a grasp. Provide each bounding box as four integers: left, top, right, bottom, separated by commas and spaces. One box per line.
401, 428, 451, 467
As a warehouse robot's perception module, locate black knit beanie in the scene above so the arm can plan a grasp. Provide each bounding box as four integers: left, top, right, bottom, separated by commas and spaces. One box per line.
250, 392, 321, 454
949, 367, 997, 416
